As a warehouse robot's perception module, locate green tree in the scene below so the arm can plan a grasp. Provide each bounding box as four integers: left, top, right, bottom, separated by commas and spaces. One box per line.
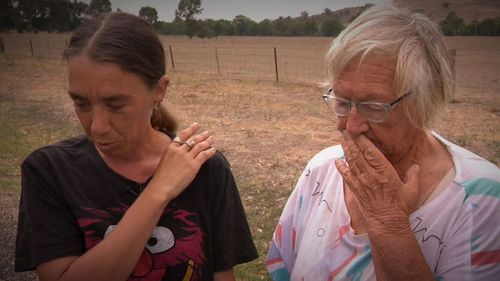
196, 21, 215, 38
440, 12, 465, 36
257, 19, 273, 36
15, 0, 39, 32
233, 15, 255, 35
175, 0, 203, 38
478, 18, 500, 35
302, 19, 318, 36
213, 19, 234, 36
321, 17, 343, 36
47, 0, 74, 33
272, 16, 300, 36
87, 0, 111, 15
464, 20, 480, 35
0, 0, 16, 32
139, 6, 158, 25
68, 0, 88, 30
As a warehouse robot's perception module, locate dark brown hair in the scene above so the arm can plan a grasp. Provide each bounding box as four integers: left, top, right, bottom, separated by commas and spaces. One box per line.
63, 12, 177, 133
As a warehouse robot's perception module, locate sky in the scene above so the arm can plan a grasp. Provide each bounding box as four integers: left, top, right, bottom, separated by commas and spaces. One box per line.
105, 0, 391, 22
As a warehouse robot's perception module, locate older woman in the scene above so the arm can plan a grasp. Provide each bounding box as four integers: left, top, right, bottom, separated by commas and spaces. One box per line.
15, 12, 257, 281
266, 5, 499, 281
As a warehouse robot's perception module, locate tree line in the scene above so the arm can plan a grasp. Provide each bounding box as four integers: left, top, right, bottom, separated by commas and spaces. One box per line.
1, 0, 499, 37
440, 12, 500, 36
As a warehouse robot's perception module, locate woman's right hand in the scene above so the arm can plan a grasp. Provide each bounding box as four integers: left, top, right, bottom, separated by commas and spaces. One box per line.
149, 123, 216, 202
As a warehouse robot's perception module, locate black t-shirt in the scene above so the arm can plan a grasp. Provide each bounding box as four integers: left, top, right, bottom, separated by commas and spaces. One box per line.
15, 135, 258, 280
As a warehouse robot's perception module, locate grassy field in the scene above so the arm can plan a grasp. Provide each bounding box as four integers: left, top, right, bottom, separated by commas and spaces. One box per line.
0, 35, 499, 280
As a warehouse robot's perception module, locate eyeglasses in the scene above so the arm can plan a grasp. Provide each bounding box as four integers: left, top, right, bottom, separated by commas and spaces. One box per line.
322, 88, 412, 123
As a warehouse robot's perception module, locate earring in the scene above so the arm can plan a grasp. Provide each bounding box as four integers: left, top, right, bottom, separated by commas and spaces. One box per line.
152, 101, 161, 115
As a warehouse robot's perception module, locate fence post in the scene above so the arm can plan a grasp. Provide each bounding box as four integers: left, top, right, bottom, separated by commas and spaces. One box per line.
29, 40, 34, 56
0, 38, 4, 53
450, 49, 456, 102
274, 47, 279, 82
215, 47, 220, 75
168, 45, 175, 70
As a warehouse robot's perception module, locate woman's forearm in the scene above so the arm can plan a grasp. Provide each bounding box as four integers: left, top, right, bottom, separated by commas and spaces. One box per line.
38, 186, 171, 281
367, 215, 435, 281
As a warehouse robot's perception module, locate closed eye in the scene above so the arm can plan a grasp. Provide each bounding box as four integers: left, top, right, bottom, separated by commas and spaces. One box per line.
106, 103, 126, 111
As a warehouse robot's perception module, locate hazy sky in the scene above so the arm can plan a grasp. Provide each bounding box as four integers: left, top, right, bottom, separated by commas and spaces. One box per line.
105, 0, 391, 22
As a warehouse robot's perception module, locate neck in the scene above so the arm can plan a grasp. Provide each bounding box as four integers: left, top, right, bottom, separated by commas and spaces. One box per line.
96, 128, 170, 183
99, 127, 169, 164
387, 129, 428, 178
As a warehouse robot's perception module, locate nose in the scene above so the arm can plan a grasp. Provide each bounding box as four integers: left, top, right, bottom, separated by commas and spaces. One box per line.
336, 107, 369, 136
90, 107, 111, 136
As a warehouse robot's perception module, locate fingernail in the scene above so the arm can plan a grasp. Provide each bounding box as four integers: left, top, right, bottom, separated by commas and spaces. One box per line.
191, 122, 198, 126
201, 130, 209, 135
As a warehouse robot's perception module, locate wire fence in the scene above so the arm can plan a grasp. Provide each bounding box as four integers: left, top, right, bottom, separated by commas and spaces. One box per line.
1, 33, 499, 96
0, 33, 332, 83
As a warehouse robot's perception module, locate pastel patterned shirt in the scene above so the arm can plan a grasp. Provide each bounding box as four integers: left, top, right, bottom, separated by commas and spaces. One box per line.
266, 133, 500, 281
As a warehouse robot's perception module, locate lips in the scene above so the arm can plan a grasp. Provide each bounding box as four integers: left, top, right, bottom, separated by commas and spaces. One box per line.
94, 140, 119, 152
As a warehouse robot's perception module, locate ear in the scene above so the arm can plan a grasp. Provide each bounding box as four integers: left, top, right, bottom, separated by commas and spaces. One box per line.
153, 75, 169, 102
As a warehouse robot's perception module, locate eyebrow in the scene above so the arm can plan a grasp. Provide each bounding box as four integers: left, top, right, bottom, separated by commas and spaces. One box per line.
67, 91, 131, 103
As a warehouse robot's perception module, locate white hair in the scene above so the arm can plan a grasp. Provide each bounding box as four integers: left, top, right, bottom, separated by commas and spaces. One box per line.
326, 5, 455, 129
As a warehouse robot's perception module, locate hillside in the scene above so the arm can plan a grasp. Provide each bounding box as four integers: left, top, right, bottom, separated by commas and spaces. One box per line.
392, 0, 499, 24
310, 5, 372, 25
310, 0, 499, 26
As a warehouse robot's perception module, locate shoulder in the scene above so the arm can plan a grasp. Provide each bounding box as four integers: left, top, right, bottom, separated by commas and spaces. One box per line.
202, 150, 231, 171
435, 134, 500, 183
22, 135, 91, 168
292, 145, 343, 194
434, 133, 500, 200
305, 145, 344, 173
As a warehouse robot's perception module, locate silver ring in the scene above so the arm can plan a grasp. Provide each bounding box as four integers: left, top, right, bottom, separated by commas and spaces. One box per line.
172, 136, 183, 145
185, 139, 196, 150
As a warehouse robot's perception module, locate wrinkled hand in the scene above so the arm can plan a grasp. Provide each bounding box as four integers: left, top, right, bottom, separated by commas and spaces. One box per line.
149, 123, 216, 202
335, 131, 420, 226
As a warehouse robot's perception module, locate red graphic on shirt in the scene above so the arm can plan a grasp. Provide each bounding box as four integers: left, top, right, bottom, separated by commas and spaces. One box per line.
78, 205, 206, 280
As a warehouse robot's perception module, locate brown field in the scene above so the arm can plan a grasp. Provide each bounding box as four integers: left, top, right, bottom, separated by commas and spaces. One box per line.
0, 35, 499, 280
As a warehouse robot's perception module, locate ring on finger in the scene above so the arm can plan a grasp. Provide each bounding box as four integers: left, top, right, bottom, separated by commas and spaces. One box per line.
172, 136, 184, 145
185, 139, 196, 150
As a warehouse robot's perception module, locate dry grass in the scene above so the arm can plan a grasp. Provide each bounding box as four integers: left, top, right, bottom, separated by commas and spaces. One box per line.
0, 35, 499, 280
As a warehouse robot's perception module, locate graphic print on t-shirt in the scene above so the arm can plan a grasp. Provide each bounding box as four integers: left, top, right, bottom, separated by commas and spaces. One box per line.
78, 205, 206, 280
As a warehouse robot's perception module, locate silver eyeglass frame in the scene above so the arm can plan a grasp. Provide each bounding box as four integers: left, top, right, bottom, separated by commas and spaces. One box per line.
322, 88, 413, 123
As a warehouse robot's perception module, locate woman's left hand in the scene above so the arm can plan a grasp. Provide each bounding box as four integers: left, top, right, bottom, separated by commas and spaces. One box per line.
335, 131, 421, 229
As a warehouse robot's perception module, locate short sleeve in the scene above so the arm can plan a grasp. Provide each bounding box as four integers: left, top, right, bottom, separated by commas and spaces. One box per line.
266, 165, 311, 281
208, 152, 258, 271
15, 152, 84, 271
437, 178, 500, 280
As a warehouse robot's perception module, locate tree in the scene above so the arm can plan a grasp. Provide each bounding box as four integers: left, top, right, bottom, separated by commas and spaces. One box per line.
68, 0, 88, 30
87, 0, 111, 15
233, 15, 255, 35
0, 0, 16, 32
175, 0, 203, 38
464, 20, 480, 35
47, 0, 74, 33
440, 12, 465, 36
302, 19, 318, 36
478, 19, 495, 36
196, 21, 215, 38
175, 0, 202, 21
257, 19, 273, 36
15, 0, 38, 32
139, 6, 158, 25
321, 17, 343, 36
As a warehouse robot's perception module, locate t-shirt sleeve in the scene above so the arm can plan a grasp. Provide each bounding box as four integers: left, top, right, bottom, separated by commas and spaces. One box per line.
265, 165, 312, 281
208, 152, 258, 271
15, 151, 84, 271
437, 178, 500, 280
